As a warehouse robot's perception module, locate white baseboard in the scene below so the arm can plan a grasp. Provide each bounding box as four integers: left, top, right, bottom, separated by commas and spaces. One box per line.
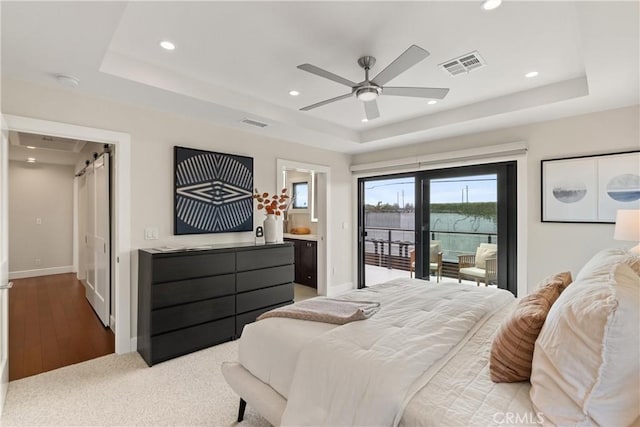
130, 337, 138, 353
9, 265, 74, 280
327, 282, 354, 297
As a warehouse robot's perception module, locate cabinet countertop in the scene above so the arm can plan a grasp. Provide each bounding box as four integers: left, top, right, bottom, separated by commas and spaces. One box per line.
284, 233, 320, 242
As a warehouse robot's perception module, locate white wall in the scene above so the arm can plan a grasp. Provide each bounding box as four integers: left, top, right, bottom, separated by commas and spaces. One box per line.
352, 106, 640, 292
2, 78, 353, 339
8, 160, 74, 275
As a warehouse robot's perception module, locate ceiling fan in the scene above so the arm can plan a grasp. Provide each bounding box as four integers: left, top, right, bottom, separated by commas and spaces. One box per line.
297, 45, 449, 121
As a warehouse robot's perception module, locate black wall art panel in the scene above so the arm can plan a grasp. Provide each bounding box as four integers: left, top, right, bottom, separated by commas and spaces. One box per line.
174, 146, 253, 234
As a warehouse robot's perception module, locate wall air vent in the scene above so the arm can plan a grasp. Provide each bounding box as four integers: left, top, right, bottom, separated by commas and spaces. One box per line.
439, 51, 486, 76
240, 118, 269, 128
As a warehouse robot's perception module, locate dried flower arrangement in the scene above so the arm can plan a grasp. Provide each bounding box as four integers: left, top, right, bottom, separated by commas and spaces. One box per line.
253, 188, 291, 216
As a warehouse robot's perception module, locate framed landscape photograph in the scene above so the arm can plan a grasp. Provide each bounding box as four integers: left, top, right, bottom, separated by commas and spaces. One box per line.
541, 150, 639, 223
174, 146, 254, 234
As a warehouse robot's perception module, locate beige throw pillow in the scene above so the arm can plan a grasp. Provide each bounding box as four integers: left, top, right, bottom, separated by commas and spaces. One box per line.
489, 272, 572, 383
530, 262, 640, 426
429, 242, 441, 263
475, 245, 497, 269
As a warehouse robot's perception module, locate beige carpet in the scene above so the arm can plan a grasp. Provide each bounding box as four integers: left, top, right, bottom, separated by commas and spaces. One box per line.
1, 340, 271, 426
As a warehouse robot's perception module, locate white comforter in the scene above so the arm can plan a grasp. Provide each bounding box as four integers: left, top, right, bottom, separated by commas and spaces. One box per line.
280, 279, 515, 426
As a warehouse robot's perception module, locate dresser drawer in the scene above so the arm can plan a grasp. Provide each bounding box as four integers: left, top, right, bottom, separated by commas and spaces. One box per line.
236, 283, 293, 314
152, 274, 235, 309
152, 252, 235, 283
236, 301, 293, 337
236, 265, 294, 293
151, 295, 235, 335
236, 246, 293, 271
150, 317, 235, 365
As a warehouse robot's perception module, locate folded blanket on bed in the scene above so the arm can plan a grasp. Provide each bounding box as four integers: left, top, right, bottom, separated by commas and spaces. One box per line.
257, 298, 380, 325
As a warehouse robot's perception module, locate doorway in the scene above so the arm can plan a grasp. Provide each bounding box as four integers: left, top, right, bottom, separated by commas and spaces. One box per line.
7, 133, 115, 379
358, 162, 518, 296
3, 115, 131, 357
277, 159, 330, 297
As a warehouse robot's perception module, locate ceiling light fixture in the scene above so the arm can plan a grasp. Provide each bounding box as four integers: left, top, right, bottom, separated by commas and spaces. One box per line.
54, 74, 80, 88
289, 90, 300, 96
27, 146, 36, 149
361, 118, 369, 123
356, 86, 381, 102
160, 40, 176, 51
27, 157, 36, 163
525, 71, 539, 78
482, 0, 502, 10
428, 100, 437, 105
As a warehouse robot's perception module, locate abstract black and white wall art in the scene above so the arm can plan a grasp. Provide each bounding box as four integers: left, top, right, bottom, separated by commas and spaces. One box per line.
542, 150, 639, 223
174, 146, 253, 234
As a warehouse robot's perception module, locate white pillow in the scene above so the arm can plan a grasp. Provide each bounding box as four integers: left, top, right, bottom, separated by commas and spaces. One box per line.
575, 247, 640, 281
530, 261, 640, 426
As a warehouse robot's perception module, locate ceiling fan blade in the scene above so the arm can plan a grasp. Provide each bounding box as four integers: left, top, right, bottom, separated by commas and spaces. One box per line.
383, 86, 449, 99
364, 100, 380, 120
371, 45, 430, 86
300, 92, 353, 111
297, 64, 357, 87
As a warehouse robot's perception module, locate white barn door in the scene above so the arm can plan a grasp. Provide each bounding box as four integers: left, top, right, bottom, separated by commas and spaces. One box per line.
83, 154, 110, 327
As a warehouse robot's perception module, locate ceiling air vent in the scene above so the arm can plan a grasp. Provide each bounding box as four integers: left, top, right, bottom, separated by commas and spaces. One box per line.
240, 118, 269, 128
440, 51, 486, 76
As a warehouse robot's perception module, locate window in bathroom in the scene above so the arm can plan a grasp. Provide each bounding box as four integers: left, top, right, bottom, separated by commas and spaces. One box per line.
292, 182, 309, 209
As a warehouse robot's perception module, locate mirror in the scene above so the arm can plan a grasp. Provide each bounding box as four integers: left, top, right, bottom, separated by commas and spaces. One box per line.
278, 160, 323, 223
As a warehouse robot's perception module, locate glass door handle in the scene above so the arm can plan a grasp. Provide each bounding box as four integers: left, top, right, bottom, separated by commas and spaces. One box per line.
0, 281, 13, 290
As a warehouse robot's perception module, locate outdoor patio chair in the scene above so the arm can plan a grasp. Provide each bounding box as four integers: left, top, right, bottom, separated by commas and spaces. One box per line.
458, 243, 497, 286
409, 241, 443, 282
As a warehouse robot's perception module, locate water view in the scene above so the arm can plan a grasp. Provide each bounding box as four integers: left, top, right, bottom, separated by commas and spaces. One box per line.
363, 175, 498, 285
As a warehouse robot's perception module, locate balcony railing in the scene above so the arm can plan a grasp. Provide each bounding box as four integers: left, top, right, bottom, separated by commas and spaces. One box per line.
364, 227, 497, 276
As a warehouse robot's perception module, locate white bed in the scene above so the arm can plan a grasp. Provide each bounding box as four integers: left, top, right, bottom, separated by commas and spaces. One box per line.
223, 278, 539, 426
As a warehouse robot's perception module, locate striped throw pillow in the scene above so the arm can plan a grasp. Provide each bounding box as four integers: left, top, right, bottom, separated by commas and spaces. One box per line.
490, 272, 572, 383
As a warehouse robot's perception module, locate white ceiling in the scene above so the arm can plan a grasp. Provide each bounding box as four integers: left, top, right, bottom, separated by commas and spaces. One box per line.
1, 1, 638, 154
8, 132, 88, 166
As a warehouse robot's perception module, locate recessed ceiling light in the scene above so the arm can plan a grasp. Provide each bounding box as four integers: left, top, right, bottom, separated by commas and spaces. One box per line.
361, 118, 368, 123
160, 40, 176, 51
54, 74, 80, 88
428, 100, 437, 105
289, 90, 300, 96
27, 146, 36, 149
27, 157, 36, 163
525, 71, 539, 78
481, 0, 502, 10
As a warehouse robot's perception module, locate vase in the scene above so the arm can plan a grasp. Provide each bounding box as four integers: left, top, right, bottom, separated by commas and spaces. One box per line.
263, 214, 277, 243
275, 216, 284, 243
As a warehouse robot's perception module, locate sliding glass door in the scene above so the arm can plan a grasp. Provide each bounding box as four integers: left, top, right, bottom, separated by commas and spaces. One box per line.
416, 162, 517, 294
357, 174, 416, 288
358, 162, 517, 295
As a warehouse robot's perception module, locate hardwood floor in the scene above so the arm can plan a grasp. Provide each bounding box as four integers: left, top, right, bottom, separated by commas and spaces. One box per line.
8, 273, 114, 381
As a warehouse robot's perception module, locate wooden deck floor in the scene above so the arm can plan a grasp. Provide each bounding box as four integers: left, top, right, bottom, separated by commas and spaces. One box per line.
8, 273, 114, 381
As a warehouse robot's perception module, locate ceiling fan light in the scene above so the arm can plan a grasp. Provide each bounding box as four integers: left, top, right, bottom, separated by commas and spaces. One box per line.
356, 88, 379, 102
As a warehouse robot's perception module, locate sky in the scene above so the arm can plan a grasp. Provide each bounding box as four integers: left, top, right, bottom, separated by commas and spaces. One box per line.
364, 175, 497, 206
